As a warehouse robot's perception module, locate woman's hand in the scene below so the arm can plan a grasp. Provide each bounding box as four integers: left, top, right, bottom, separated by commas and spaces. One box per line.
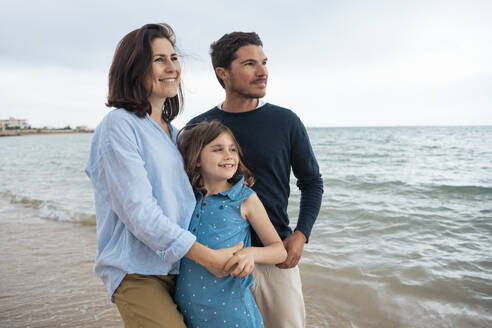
206, 241, 244, 277
224, 247, 255, 277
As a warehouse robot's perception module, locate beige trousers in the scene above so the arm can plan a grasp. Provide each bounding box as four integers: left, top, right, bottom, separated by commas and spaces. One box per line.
252, 263, 306, 328
113, 274, 187, 328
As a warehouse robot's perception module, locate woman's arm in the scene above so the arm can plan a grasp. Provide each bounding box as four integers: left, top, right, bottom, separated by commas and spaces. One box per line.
93, 115, 241, 275
186, 241, 244, 277
224, 193, 287, 277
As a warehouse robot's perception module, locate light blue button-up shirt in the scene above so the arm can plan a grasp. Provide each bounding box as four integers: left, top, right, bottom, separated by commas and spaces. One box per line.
85, 109, 197, 299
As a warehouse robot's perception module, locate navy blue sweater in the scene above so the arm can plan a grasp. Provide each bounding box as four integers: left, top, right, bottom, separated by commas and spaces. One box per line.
188, 103, 323, 246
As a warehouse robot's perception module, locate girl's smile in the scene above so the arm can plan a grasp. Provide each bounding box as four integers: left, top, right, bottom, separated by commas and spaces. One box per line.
199, 132, 239, 188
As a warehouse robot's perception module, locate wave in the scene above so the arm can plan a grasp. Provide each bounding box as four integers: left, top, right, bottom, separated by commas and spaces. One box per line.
428, 184, 492, 196
1, 191, 45, 209
324, 178, 412, 193
0, 191, 96, 225
323, 178, 492, 198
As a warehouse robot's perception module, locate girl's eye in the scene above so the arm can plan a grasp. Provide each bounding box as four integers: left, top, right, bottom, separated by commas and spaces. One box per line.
231, 148, 237, 152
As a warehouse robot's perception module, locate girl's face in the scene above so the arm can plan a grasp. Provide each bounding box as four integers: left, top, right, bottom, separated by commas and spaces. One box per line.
198, 132, 239, 183
146, 37, 181, 102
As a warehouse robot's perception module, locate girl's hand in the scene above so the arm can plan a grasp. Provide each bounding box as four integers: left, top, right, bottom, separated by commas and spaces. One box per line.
224, 247, 255, 277
207, 241, 244, 277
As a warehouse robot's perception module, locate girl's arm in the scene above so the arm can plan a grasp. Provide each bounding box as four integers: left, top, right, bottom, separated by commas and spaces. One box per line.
224, 193, 287, 277
186, 241, 244, 278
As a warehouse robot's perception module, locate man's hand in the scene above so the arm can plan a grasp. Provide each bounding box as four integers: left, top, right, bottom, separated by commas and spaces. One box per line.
276, 230, 306, 269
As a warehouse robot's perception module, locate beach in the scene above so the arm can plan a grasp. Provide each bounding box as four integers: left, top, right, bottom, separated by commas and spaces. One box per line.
1, 128, 491, 328
0, 197, 330, 327
0, 198, 122, 328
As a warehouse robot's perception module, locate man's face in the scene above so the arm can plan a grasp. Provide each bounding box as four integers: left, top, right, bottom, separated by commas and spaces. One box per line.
223, 45, 268, 99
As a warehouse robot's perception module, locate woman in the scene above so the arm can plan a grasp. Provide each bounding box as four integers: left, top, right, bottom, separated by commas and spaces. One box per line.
85, 23, 242, 328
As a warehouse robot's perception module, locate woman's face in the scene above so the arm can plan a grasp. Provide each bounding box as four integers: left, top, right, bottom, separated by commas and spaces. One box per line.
146, 37, 181, 101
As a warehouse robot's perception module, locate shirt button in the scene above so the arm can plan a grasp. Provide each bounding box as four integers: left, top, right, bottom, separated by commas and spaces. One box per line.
203, 203, 206, 206
192, 228, 197, 233
196, 214, 199, 217
219, 205, 224, 209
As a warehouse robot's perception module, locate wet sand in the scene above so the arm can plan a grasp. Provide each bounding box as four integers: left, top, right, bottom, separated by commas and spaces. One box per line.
0, 199, 325, 327
0, 200, 122, 328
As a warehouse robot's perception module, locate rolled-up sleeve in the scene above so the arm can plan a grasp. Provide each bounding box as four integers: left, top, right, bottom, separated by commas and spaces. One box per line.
98, 120, 196, 264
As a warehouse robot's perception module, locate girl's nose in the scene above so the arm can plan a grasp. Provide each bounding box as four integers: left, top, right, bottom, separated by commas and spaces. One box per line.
224, 150, 233, 158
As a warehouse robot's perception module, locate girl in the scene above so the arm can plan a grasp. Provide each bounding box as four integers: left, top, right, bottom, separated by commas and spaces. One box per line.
175, 120, 287, 327
86, 24, 242, 328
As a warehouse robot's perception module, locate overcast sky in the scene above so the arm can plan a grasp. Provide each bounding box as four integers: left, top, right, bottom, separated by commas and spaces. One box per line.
1, 0, 491, 128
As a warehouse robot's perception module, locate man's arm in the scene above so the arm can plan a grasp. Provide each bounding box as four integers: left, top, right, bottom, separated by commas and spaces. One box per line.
277, 114, 323, 269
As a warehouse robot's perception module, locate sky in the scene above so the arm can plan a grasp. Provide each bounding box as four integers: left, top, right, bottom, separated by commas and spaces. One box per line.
0, 0, 491, 128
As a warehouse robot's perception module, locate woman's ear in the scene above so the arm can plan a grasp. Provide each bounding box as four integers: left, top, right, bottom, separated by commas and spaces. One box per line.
196, 159, 200, 167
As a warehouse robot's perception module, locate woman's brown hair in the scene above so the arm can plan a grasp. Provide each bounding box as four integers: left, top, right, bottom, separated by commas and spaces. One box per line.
178, 120, 255, 195
106, 23, 183, 122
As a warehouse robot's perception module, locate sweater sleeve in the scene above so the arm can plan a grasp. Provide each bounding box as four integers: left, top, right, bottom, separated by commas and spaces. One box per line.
290, 114, 324, 242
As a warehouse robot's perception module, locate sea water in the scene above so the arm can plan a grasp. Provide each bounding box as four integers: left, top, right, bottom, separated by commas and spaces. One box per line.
1, 126, 491, 327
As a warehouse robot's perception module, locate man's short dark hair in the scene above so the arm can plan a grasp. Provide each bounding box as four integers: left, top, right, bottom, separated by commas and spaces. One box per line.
210, 32, 263, 88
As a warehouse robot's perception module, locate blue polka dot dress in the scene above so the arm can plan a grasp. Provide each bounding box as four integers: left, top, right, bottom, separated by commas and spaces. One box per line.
175, 176, 264, 328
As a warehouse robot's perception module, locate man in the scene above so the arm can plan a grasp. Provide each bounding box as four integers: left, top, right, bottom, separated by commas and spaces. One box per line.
188, 32, 323, 328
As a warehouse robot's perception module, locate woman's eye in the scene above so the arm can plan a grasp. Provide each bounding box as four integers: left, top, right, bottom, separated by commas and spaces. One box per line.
171, 56, 179, 61
154, 57, 163, 62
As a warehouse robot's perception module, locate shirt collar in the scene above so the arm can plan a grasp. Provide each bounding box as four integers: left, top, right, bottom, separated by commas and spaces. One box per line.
216, 99, 266, 111
218, 175, 245, 201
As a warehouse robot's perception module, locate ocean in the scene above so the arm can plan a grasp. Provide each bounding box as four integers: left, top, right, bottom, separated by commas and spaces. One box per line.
1, 126, 491, 327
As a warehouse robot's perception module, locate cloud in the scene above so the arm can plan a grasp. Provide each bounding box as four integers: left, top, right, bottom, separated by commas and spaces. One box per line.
0, 0, 491, 127
0, 65, 108, 128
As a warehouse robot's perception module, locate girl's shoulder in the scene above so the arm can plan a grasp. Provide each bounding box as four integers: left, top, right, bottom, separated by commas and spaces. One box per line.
219, 175, 254, 202
239, 184, 255, 201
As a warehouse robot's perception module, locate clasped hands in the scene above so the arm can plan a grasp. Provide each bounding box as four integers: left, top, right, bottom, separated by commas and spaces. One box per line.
207, 241, 255, 278
205, 230, 306, 277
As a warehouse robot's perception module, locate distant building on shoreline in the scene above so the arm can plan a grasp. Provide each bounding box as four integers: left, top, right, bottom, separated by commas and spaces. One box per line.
0, 118, 93, 137
1, 117, 30, 130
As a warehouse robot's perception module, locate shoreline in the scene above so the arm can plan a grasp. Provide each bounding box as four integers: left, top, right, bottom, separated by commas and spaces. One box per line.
0, 198, 326, 328
0, 198, 122, 328
0, 129, 93, 137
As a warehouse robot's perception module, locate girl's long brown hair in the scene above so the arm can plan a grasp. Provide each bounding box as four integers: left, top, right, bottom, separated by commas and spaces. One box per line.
178, 120, 255, 195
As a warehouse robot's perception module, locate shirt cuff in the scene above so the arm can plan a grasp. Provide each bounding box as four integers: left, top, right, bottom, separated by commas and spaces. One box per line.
156, 230, 196, 264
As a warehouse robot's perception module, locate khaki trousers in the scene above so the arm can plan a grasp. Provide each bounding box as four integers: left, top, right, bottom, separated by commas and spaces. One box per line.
252, 263, 306, 328
113, 274, 186, 328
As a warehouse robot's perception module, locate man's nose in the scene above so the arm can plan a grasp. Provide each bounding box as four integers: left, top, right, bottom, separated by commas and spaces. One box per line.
256, 64, 268, 76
